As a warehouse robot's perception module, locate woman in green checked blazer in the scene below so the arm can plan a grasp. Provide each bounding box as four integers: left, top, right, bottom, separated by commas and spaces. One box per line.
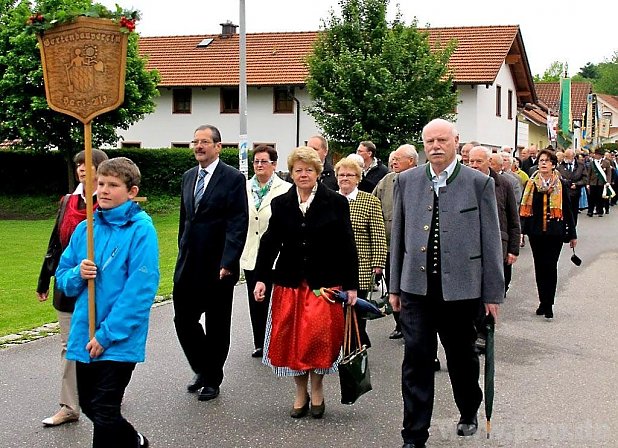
335, 157, 387, 347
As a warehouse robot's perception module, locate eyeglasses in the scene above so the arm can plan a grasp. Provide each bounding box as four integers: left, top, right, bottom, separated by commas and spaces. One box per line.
253, 160, 274, 165
337, 173, 357, 178
191, 139, 215, 146
538, 159, 552, 164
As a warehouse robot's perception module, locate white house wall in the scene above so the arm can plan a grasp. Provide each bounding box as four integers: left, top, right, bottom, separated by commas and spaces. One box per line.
455, 63, 519, 149
114, 86, 320, 163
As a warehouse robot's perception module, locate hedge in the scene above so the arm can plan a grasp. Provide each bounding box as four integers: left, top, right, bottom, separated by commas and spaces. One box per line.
0, 148, 245, 197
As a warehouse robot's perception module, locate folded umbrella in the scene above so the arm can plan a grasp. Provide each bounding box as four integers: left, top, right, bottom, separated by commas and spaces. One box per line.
484, 314, 495, 439
318, 287, 385, 319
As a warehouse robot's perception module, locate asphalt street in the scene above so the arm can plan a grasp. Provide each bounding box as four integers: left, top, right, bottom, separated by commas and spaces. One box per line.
1, 210, 617, 448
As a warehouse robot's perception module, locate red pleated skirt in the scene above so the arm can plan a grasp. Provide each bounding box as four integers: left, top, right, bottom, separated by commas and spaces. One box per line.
266, 281, 345, 372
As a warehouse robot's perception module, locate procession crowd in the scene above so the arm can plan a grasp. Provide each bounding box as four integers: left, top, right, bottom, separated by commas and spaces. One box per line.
35, 120, 613, 448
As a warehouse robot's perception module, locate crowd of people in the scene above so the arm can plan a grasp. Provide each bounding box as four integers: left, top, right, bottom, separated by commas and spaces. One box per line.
37, 120, 614, 448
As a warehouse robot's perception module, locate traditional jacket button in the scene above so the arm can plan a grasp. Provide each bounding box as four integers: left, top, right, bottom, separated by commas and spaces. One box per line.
420, 266, 426, 272
427, 206, 432, 211
420, 246, 426, 252
423, 225, 430, 231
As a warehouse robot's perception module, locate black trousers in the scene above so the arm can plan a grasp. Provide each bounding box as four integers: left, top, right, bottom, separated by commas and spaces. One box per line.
385, 253, 401, 331
173, 275, 236, 387
588, 185, 605, 215
528, 235, 563, 308
244, 269, 271, 350
76, 361, 137, 448
399, 291, 481, 445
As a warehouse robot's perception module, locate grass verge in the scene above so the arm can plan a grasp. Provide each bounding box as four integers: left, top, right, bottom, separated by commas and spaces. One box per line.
0, 195, 179, 338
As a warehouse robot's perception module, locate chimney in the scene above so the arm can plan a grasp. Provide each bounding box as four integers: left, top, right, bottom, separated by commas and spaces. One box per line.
220, 21, 238, 38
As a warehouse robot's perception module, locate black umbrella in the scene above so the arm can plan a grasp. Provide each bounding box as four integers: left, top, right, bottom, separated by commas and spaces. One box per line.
318, 287, 385, 318
484, 314, 495, 439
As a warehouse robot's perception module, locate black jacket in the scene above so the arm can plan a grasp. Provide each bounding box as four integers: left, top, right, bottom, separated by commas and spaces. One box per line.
255, 183, 359, 290
359, 159, 388, 192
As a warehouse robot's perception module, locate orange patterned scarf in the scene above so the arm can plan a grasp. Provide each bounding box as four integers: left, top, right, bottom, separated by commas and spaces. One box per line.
519, 171, 563, 220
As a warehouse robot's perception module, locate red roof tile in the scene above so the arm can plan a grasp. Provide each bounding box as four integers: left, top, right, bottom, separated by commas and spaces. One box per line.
138, 25, 534, 104
138, 32, 318, 87
535, 82, 592, 120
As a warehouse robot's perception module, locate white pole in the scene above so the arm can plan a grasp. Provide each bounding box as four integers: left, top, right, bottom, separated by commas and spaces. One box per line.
238, 0, 248, 178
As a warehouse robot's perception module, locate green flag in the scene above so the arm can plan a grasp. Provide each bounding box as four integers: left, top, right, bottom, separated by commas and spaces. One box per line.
559, 77, 571, 135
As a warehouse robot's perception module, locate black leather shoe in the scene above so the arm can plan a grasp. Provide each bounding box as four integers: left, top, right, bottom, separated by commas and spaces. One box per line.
310, 399, 325, 419
457, 415, 478, 436
251, 348, 263, 358
198, 386, 220, 401
545, 307, 554, 319
290, 393, 309, 418
535, 305, 545, 316
187, 373, 205, 393
402, 443, 426, 448
389, 329, 403, 339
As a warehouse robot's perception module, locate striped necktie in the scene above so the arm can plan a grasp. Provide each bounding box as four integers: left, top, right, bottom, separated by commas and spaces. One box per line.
194, 168, 207, 207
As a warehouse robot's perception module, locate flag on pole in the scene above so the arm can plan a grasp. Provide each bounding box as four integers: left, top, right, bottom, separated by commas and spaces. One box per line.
559, 77, 572, 136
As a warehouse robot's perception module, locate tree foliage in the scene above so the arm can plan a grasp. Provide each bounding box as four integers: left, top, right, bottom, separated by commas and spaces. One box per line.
533, 61, 566, 82
306, 0, 456, 150
592, 52, 618, 96
0, 0, 159, 185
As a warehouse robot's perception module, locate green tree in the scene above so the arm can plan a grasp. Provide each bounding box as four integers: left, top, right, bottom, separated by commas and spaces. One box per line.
533, 61, 566, 82
0, 0, 159, 188
306, 0, 456, 152
575, 62, 599, 80
592, 52, 618, 95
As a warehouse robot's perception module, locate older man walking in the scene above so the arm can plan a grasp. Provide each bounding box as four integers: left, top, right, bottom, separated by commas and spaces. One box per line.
389, 119, 504, 448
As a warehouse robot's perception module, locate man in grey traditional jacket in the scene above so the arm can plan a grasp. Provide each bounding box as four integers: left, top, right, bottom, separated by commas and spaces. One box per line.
389, 119, 504, 448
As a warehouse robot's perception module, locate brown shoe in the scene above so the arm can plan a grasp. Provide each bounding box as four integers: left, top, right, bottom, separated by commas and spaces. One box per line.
42, 408, 79, 427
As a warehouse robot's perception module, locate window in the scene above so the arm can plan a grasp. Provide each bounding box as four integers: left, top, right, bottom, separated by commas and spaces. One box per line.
496, 85, 502, 117
507, 89, 513, 120
173, 88, 192, 114
274, 87, 294, 113
171, 142, 190, 148
121, 141, 141, 148
220, 88, 239, 113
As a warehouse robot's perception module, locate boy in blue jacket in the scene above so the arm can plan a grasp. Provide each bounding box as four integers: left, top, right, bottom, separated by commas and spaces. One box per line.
56, 157, 159, 448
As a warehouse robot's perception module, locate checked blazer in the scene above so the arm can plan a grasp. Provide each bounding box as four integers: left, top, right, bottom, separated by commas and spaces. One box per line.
348, 190, 387, 291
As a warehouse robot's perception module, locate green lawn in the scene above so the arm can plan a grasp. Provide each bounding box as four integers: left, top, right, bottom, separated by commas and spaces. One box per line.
0, 213, 179, 337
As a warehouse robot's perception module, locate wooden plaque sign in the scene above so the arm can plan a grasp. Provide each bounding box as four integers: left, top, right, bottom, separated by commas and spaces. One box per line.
37, 16, 128, 124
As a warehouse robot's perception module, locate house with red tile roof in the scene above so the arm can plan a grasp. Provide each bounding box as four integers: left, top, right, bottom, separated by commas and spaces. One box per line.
535, 81, 592, 148
114, 24, 538, 163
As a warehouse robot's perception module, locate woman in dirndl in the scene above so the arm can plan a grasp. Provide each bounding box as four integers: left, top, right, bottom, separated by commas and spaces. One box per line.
254, 146, 359, 419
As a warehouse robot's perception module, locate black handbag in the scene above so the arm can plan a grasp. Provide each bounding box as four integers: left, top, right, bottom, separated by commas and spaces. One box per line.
339, 305, 372, 405
364, 272, 392, 319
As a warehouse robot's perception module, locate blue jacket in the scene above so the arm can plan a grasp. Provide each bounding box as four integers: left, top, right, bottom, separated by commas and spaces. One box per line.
56, 200, 160, 363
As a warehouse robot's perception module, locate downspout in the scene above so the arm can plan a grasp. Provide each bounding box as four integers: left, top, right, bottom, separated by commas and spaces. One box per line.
293, 95, 301, 147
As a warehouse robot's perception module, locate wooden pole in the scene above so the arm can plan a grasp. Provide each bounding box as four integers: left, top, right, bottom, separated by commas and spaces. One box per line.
84, 121, 96, 339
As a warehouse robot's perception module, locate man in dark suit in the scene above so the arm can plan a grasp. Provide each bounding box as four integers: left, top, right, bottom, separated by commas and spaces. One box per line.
389, 119, 504, 448
557, 148, 587, 225
586, 148, 613, 217
173, 125, 249, 402
521, 144, 538, 175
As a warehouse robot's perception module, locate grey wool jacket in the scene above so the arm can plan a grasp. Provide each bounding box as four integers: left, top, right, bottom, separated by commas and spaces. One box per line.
389, 161, 505, 304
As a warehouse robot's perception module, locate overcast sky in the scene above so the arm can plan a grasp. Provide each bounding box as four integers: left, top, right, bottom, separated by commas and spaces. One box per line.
101, 0, 616, 77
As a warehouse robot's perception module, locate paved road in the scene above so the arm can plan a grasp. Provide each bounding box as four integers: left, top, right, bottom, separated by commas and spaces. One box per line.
1, 211, 617, 448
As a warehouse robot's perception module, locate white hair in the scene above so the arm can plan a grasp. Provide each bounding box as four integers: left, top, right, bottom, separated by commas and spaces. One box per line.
346, 153, 364, 169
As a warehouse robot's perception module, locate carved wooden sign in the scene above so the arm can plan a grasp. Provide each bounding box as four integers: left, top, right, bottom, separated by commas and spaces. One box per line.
37, 16, 128, 124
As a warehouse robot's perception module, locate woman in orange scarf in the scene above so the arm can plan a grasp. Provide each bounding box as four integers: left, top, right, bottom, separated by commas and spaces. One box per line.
520, 149, 577, 319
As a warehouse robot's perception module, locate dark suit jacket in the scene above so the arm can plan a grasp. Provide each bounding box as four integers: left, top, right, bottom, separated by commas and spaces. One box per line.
557, 160, 587, 199
489, 169, 520, 260
521, 157, 537, 176
174, 160, 249, 286
254, 183, 359, 291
